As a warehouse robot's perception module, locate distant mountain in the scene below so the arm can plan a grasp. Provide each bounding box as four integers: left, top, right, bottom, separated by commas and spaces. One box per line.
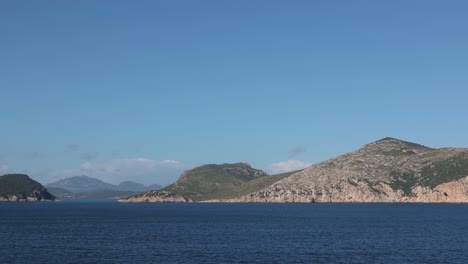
55, 189, 137, 199
46, 187, 72, 197
147, 183, 163, 190
117, 181, 161, 192
46, 176, 162, 199
0, 174, 56, 202
47, 176, 115, 193
47, 176, 162, 193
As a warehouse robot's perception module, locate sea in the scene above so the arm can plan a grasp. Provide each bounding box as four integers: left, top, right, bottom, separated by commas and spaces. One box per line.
1, 201, 468, 264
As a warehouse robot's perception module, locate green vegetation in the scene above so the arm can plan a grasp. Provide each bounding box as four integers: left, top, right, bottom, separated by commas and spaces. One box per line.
363, 179, 383, 194
46, 187, 72, 196
347, 179, 358, 187
0, 174, 43, 196
61, 189, 136, 199
201, 170, 302, 200
420, 154, 468, 188
379, 149, 415, 157
376, 137, 432, 151
389, 171, 418, 196
163, 162, 269, 201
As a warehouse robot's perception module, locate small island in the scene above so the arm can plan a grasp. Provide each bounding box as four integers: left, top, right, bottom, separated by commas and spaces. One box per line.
0, 174, 56, 202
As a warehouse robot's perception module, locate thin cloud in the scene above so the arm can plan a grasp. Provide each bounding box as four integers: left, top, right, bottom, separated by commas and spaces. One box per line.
0, 165, 9, 172
288, 146, 306, 158
265, 160, 312, 174
43, 158, 194, 185
67, 144, 78, 152
80, 152, 99, 161
24, 152, 42, 159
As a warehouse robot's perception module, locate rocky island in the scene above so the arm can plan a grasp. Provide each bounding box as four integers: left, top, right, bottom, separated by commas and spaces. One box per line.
229, 137, 468, 203
0, 174, 56, 202
121, 138, 468, 203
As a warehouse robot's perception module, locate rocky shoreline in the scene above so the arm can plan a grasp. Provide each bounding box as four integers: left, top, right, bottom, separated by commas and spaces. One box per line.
203, 176, 468, 203
0, 187, 56, 202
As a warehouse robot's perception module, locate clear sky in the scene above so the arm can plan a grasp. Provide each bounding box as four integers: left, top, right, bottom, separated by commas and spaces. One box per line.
1, 0, 468, 185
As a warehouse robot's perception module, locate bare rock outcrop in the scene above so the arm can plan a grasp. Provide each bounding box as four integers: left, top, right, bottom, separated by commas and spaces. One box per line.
118, 190, 193, 203
212, 176, 468, 203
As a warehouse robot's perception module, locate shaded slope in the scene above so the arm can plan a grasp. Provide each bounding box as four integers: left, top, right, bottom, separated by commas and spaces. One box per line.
162, 162, 268, 200
0, 174, 56, 201
202, 170, 302, 201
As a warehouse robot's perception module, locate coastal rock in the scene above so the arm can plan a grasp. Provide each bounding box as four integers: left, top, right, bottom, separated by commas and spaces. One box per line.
211, 176, 468, 203
0, 187, 56, 202
118, 191, 193, 203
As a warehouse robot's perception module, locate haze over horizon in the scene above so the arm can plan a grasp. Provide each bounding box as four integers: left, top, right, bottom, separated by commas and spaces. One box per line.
1, 1, 468, 185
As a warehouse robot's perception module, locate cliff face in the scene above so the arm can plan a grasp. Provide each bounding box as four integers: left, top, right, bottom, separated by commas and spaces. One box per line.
213, 138, 468, 203
0, 186, 56, 202
216, 176, 468, 203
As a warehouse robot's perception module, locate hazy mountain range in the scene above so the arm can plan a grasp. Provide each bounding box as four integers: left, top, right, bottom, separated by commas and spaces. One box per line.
45, 176, 162, 199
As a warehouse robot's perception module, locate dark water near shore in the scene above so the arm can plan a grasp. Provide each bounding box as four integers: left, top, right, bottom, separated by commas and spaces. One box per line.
1, 201, 468, 264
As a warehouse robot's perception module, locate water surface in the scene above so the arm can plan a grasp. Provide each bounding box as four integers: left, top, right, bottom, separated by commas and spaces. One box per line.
1, 201, 467, 263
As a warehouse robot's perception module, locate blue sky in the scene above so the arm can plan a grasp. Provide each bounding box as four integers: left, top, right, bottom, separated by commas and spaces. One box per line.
1, 1, 468, 185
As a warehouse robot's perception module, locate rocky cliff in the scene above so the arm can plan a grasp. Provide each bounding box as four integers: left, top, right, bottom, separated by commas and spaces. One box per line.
215, 138, 468, 203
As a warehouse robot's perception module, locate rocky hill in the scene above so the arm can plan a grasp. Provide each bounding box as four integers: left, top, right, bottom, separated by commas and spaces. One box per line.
225, 137, 468, 203
163, 162, 268, 200
120, 162, 269, 202
0, 174, 56, 202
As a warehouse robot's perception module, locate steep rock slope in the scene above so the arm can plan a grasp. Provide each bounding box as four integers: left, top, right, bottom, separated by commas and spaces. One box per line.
227, 138, 468, 203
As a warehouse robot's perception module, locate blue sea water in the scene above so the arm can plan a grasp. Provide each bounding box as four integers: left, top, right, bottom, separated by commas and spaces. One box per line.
1, 201, 468, 264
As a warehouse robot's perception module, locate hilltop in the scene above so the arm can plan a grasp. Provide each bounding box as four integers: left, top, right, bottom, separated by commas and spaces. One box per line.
227, 137, 468, 203
120, 162, 273, 202
0, 174, 56, 202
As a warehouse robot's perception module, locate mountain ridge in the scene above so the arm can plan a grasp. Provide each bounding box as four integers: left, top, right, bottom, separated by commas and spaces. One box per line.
47, 175, 162, 193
